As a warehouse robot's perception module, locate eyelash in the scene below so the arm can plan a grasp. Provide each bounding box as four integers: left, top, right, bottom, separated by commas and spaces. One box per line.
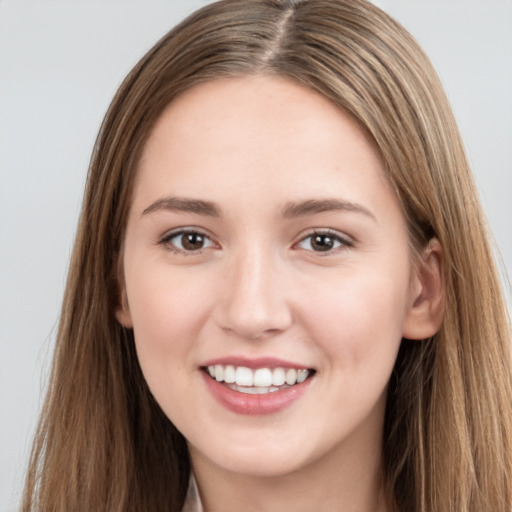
159, 228, 354, 255
159, 228, 215, 255
295, 229, 354, 254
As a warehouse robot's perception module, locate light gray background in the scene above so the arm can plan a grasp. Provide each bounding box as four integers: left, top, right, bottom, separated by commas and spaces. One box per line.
1, 1, 511, 510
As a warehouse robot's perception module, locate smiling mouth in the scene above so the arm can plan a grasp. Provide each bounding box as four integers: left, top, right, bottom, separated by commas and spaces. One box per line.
203, 365, 315, 394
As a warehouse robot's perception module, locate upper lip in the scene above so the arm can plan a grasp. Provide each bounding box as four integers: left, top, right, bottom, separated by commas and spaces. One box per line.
200, 356, 313, 370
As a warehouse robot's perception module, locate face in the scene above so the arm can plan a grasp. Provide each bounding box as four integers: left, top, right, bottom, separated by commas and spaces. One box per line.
118, 76, 427, 479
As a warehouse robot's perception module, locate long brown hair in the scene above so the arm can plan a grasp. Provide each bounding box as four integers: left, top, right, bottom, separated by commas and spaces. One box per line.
23, 1, 512, 510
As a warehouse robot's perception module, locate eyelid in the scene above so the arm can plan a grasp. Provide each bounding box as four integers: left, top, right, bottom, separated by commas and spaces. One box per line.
159, 226, 218, 254
157, 226, 353, 256
293, 228, 354, 254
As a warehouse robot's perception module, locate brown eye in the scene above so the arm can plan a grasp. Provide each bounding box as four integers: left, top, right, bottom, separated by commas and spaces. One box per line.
182, 232, 206, 250
311, 234, 336, 251
164, 230, 215, 253
297, 231, 352, 253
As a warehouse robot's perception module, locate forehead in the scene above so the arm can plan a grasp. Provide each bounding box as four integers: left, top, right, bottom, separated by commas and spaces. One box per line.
140, 75, 380, 166
133, 75, 396, 220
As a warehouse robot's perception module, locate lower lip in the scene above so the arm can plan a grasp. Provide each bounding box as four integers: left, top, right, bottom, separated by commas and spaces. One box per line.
201, 371, 314, 415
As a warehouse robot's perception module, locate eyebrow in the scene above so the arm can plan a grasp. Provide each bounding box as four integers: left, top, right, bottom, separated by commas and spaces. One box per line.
282, 199, 377, 222
142, 196, 221, 217
141, 196, 376, 222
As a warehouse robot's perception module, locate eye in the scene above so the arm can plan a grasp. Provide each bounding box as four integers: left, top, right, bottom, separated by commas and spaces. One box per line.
296, 230, 353, 253
161, 229, 216, 253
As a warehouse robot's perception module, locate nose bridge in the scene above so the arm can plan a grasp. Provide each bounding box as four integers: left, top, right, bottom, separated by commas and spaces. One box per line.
216, 240, 292, 339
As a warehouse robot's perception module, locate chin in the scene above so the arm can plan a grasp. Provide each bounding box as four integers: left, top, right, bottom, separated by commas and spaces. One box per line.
188, 434, 319, 479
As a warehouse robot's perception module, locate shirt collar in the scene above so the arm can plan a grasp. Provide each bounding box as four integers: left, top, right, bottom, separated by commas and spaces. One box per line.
182, 472, 204, 512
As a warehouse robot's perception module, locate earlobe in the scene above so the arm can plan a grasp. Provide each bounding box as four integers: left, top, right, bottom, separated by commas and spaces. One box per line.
115, 290, 133, 328
402, 238, 445, 340
115, 270, 133, 328
115, 301, 133, 328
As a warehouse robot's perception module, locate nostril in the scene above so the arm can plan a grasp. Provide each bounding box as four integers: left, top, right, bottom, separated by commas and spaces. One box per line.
220, 324, 289, 341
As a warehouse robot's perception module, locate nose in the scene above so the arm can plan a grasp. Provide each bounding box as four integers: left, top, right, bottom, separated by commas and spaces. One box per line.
214, 246, 293, 340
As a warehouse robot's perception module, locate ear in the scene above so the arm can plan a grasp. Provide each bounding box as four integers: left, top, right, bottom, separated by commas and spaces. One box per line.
402, 238, 445, 340
115, 289, 133, 328
115, 263, 133, 328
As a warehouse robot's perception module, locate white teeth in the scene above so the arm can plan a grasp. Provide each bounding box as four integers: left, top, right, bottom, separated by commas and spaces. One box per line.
214, 364, 224, 382
206, 364, 312, 391
239, 385, 266, 394
272, 367, 286, 386
285, 368, 297, 385
253, 368, 272, 387
224, 365, 235, 384
235, 366, 253, 386
297, 369, 308, 383
226, 384, 285, 394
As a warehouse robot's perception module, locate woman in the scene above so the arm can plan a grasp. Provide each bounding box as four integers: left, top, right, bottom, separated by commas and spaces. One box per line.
22, 0, 512, 510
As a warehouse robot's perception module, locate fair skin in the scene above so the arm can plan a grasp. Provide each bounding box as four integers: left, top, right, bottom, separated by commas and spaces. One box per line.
117, 76, 443, 512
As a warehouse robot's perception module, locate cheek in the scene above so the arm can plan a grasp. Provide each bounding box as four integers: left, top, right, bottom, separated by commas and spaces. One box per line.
125, 265, 213, 376
303, 267, 409, 372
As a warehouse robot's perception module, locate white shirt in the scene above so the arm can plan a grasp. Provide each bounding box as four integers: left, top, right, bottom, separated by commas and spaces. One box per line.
182, 474, 204, 512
